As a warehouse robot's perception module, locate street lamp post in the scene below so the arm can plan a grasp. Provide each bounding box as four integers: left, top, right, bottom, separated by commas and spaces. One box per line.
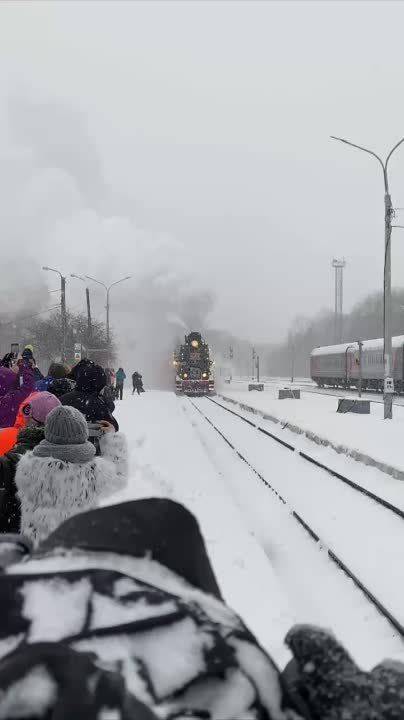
42, 266, 67, 362
331, 135, 404, 419
229, 345, 233, 382
290, 337, 295, 384
71, 274, 92, 340
85, 274, 131, 360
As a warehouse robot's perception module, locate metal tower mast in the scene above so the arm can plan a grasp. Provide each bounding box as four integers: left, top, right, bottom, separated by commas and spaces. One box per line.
332, 258, 346, 343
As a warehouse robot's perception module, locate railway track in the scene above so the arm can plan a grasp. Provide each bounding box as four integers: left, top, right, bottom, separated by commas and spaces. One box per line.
209, 397, 404, 521
189, 396, 404, 640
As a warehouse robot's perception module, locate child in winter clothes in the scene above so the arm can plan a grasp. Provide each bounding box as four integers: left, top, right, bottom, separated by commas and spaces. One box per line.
16, 405, 127, 544
0, 392, 61, 533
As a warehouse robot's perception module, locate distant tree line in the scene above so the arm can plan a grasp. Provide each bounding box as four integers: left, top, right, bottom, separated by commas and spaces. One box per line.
268, 288, 404, 378
207, 288, 404, 380
0, 308, 115, 371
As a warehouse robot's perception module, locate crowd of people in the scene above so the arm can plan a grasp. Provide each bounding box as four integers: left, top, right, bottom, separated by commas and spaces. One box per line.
103, 365, 144, 399
0, 346, 401, 718
0, 347, 128, 539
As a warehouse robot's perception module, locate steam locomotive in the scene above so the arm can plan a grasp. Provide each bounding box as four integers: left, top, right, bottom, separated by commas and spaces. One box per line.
173, 331, 214, 396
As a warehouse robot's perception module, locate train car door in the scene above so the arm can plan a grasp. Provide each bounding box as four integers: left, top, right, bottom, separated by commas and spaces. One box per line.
402, 343, 404, 387
345, 346, 354, 384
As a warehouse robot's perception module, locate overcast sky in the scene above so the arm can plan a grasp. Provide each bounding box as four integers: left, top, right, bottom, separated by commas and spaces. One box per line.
1, 0, 404, 345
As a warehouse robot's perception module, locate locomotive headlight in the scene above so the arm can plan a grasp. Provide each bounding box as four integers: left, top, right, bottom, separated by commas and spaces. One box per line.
191, 340, 199, 348
202, 372, 207, 378
183, 373, 188, 378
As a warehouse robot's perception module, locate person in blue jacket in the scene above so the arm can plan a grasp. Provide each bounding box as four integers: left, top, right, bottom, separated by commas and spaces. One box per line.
115, 367, 126, 400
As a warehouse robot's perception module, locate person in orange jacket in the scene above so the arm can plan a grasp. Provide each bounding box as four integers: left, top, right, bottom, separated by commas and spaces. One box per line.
0, 391, 41, 455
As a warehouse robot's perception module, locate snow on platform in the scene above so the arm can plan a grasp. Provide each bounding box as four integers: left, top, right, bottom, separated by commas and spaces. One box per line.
107, 390, 295, 666
218, 380, 404, 480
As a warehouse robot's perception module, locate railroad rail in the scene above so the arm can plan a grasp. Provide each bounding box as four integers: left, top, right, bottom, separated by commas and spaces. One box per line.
208, 397, 404, 521
189, 396, 404, 640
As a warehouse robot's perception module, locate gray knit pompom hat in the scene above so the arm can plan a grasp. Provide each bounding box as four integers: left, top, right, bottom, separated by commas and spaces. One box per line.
45, 406, 89, 445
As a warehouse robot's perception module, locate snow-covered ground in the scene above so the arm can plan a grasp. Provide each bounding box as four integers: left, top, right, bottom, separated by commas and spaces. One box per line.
108, 390, 404, 669
218, 379, 404, 475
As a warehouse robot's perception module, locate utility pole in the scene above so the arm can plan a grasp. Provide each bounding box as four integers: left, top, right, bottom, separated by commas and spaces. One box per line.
43, 266, 67, 362
331, 134, 404, 419
86, 274, 132, 364
85, 287, 92, 339
290, 337, 295, 384
229, 345, 233, 382
71, 274, 92, 345
251, 347, 256, 380
60, 275, 67, 363
256, 355, 260, 383
106, 288, 110, 345
332, 258, 346, 344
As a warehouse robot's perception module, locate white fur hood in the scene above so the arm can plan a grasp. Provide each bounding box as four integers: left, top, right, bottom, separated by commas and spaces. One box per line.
16, 435, 127, 545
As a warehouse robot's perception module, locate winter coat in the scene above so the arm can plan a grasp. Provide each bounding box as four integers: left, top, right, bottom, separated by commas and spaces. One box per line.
47, 377, 75, 398
101, 385, 116, 412
0, 352, 14, 369
0, 425, 45, 533
68, 358, 94, 383
0, 367, 16, 397
33, 366, 43, 382
60, 365, 119, 431
132, 372, 143, 389
35, 376, 53, 391
1, 502, 404, 720
0, 364, 35, 429
0, 427, 19, 457
36, 364, 67, 391
15, 431, 127, 544
60, 388, 119, 430
0, 500, 292, 720
115, 368, 126, 384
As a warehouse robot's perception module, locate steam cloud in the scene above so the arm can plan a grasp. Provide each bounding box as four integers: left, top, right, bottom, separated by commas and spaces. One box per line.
0, 95, 214, 385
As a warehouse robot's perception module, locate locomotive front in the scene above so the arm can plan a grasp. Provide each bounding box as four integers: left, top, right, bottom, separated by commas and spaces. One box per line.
174, 331, 214, 396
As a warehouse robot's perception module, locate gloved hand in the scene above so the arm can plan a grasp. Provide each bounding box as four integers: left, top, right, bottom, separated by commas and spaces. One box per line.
0, 533, 32, 568
284, 624, 404, 719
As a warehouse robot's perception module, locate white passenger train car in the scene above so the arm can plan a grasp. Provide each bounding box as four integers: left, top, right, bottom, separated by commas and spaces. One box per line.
310, 336, 404, 392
